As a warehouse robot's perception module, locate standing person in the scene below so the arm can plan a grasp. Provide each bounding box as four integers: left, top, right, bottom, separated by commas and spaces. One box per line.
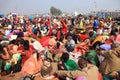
93, 17, 99, 32
61, 20, 67, 35
56, 27, 64, 43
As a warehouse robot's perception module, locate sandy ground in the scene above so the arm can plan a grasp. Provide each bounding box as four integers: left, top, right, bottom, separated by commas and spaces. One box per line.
1, 72, 22, 80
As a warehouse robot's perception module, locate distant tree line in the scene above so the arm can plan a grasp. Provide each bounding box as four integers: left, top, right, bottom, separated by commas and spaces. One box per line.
50, 6, 62, 16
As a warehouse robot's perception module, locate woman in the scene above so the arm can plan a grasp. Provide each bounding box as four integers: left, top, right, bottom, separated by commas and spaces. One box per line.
50, 42, 67, 62
21, 40, 34, 64
9, 39, 22, 54
0, 44, 10, 60
21, 51, 43, 76
0, 44, 11, 75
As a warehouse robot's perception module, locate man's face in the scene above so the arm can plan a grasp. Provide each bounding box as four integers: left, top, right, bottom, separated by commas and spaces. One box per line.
110, 35, 115, 41
67, 38, 71, 42
85, 47, 90, 53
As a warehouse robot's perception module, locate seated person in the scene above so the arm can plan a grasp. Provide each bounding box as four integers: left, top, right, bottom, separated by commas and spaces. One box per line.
65, 36, 75, 52
21, 52, 43, 76
75, 38, 90, 55
83, 46, 100, 67
99, 46, 120, 75
55, 57, 100, 80
21, 40, 34, 64
0, 44, 10, 60
58, 53, 79, 71
0, 43, 11, 75
50, 42, 67, 62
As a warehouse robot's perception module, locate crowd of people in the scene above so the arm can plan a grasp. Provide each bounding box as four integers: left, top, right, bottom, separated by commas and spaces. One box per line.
0, 13, 120, 80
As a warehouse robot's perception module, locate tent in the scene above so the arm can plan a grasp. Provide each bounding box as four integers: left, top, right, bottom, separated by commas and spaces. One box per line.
0, 14, 4, 18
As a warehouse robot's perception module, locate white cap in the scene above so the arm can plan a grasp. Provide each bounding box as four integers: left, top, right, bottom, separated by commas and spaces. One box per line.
8, 25, 12, 29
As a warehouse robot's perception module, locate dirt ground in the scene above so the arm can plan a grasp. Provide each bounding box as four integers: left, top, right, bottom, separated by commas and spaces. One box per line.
0, 72, 59, 80
0, 63, 58, 80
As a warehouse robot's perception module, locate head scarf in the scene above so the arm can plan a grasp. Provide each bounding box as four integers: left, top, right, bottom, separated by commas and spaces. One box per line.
100, 44, 111, 51
76, 76, 87, 80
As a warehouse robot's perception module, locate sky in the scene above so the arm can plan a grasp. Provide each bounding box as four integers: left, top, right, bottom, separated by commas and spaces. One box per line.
0, 0, 120, 15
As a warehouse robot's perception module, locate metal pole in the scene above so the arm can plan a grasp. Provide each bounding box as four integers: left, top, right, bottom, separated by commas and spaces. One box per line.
94, 0, 97, 16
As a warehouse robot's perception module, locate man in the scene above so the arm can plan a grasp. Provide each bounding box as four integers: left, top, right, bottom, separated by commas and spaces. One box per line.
93, 17, 99, 32
99, 47, 120, 75
59, 53, 79, 71
65, 36, 75, 52
84, 47, 100, 67
55, 57, 99, 80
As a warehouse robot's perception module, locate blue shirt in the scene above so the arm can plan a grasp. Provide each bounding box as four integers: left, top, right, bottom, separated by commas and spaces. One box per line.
93, 20, 99, 28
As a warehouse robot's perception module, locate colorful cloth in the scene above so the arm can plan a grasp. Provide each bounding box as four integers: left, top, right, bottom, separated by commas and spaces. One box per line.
40, 36, 51, 47
64, 59, 79, 71
116, 34, 120, 42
